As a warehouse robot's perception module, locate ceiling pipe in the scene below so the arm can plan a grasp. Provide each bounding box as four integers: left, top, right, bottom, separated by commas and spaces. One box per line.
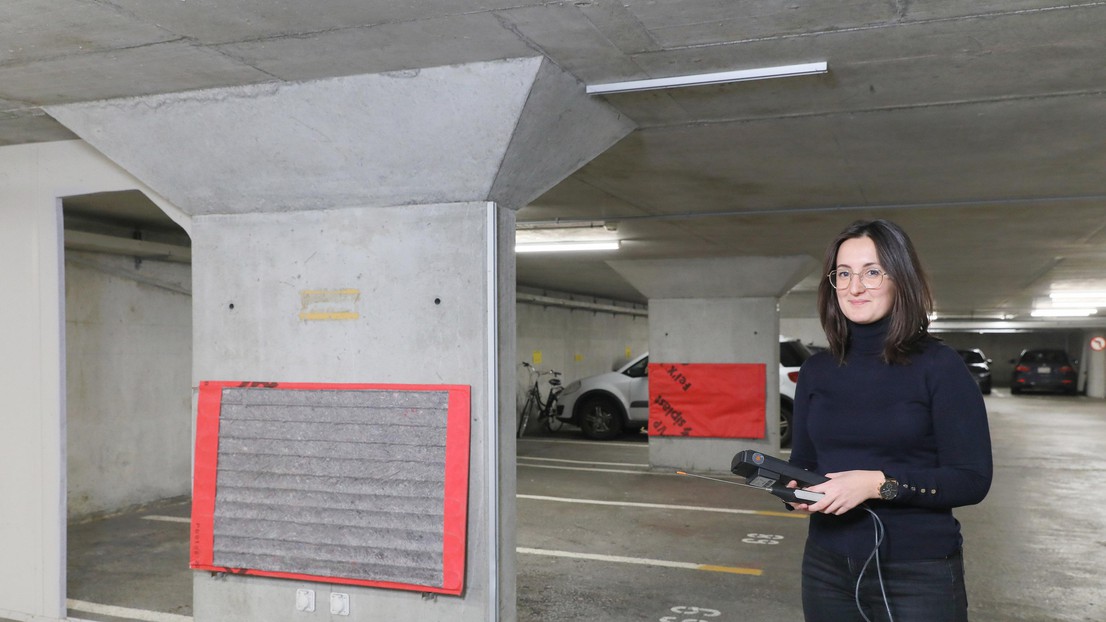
517, 292, 647, 317
518, 193, 1106, 228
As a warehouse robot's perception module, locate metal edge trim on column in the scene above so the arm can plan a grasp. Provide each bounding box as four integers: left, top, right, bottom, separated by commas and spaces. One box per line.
485, 201, 499, 622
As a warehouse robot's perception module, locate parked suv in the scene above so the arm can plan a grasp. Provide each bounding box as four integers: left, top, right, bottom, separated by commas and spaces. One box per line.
556, 338, 812, 445
1011, 349, 1078, 395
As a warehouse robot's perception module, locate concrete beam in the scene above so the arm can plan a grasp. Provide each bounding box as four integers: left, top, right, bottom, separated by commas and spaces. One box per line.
608, 255, 818, 300
45, 58, 633, 215
489, 58, 636, 209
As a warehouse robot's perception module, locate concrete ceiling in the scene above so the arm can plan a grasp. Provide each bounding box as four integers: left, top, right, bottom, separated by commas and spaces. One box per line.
7, 1, 1106, 327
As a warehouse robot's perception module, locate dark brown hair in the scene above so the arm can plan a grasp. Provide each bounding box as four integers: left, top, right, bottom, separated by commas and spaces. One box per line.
818, 219, 933, 365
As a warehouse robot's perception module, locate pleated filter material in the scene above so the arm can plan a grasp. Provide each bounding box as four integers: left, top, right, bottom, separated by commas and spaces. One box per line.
209, 386, 449, 586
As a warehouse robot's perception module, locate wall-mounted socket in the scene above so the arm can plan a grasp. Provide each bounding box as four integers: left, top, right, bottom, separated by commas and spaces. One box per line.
295, 589, 315, 612
330, 592, 350, 616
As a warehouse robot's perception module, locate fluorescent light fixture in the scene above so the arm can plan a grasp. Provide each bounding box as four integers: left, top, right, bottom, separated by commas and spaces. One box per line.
515, 225, 620, 253
1047, 299, 1106, 308
1049, 290, 1106, 299
516, 220, 607, 231
1030, 308, 1098, 317
1049, 291, 1106, 307
516, 240, 620, 253
586, 62, 828, 95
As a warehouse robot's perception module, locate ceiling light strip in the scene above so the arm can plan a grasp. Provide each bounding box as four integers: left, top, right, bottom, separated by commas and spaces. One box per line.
516, 241, 620, 253
586, 62, 828, 95
1050, 291, 1106, 301
1030, 309, 1098, 317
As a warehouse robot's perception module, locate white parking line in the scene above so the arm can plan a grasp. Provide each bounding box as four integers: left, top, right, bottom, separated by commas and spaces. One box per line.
518, 494, 802, 518
517, 456, 649, 468
68, 599, 192, 622
517, 547, 762, 576
142, 515, 191, 524
518, 463, 657, 475
517, 438, 648, 448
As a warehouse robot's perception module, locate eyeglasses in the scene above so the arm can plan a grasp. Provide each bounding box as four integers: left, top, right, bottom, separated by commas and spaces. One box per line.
827, 267, 888, 290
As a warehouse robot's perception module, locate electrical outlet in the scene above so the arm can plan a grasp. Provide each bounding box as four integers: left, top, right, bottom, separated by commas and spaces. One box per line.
330, 592, 349, 616
295, 589, 315, 612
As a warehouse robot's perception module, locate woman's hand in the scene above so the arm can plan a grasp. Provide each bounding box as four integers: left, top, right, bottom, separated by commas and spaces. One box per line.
784, 479, 815, 514
796, 470, 884, 515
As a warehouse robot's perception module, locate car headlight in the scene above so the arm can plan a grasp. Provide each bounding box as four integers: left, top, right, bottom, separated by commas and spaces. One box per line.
561, 380, 581, 396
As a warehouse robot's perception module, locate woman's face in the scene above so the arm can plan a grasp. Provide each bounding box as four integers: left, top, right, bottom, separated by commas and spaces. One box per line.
835, 236, 896, 324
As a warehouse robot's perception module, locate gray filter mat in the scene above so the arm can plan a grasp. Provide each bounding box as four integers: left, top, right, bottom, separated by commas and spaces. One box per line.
211, 387, 449, 586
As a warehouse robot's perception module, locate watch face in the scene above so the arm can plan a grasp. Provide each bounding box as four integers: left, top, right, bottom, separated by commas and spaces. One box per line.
880, 479, 898, 500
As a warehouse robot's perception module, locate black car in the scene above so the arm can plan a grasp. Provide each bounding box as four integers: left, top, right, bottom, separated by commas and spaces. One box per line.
1011, 349, 1078, 395
957, 349, 992, 395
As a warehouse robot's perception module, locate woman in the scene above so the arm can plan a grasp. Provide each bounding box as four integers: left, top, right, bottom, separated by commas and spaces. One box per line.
789, 219, 992, 622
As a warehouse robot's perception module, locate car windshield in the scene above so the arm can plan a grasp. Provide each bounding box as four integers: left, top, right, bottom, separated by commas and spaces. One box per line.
959, 350, 985, 364
624, 356, 648, 378
780, 340, 813, 367
1020, 350, 1069, 365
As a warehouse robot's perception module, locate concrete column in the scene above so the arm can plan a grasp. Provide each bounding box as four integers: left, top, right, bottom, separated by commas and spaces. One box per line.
1083, 331, 1105, 398
48, 57, 633, 622
0, 140, 186, 621
186, 202, 514, 622
609, 256, 817, 472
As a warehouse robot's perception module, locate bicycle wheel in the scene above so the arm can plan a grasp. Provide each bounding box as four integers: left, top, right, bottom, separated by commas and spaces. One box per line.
516, 395, 538, 438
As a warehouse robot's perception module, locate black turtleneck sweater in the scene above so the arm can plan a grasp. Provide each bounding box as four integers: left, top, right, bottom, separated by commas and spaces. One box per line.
790, 317, 992, 561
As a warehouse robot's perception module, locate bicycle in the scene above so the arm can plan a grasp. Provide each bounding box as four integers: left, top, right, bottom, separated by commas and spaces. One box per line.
516, 361, 564, 438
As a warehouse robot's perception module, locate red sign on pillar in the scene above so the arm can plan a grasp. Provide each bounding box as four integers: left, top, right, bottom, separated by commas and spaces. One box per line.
648, 363, 766, 438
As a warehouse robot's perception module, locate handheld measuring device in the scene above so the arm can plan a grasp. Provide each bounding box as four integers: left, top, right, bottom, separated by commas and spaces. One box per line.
730, 449, 827, 504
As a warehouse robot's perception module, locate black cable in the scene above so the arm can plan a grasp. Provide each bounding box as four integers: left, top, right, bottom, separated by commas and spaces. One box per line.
855, 506, 893, 622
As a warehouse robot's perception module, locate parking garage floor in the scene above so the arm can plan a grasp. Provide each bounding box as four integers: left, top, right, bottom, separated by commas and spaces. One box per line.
51, 390, 1106, 622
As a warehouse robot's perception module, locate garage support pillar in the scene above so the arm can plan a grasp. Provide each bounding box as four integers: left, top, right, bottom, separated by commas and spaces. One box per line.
608, 256, 817, 471
45, 58, 633, 622
1083, 331, 1106, 398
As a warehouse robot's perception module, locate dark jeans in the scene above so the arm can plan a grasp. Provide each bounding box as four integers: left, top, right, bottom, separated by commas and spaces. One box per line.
801, 540, 969, 622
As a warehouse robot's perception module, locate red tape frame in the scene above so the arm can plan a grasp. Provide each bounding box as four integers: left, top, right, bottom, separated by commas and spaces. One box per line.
190, 380, 472, 595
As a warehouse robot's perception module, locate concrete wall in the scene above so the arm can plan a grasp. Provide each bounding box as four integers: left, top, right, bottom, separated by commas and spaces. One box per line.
0, 140, 185, 622
516, 287, 648, 390
64, 251, 192, 519
781, 317, 826, 349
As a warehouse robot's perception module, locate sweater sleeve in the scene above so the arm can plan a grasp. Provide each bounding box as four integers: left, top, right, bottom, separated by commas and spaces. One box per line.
789, 356, 820, 473
885, 345, 993, 508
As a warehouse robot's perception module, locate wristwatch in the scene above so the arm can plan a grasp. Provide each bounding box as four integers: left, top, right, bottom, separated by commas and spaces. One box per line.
878, 475, 899, 501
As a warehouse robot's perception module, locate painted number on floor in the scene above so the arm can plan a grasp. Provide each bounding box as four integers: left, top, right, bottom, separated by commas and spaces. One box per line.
660, 605, 721, 622
742, 533, 783, 545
